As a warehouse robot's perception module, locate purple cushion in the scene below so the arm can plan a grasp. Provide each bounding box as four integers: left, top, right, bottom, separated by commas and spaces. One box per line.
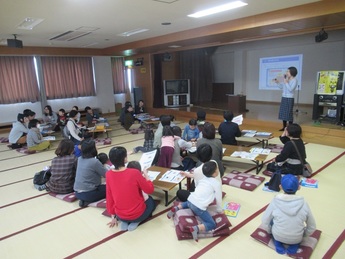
173, 205, 231, 240
49, 192, 77, 202
222, 170, 265, 191
250, 224, 321, 258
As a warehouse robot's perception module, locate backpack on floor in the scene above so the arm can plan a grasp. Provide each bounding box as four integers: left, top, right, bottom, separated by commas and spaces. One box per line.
264, 171, 281, 192
33, 168, 51, 185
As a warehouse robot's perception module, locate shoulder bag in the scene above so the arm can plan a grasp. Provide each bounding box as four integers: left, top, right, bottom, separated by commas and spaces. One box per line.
291, 140, 313, 178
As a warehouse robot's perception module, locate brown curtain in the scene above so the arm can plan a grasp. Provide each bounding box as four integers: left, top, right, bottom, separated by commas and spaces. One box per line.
41, 57, 95, 99
153, 54, 164, 108
179, 47, 216, 104
111, 57, 126, 94
0, 56, 39, 104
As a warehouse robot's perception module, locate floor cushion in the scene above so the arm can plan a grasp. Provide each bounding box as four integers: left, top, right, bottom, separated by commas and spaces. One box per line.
15, 147, 36, 154
250, 224, 321, 258
173, 205, 231, 240
88, 198, 106, 208
95, 138, 112, 146
48, 192, 77, 202
222, 170, 265, 191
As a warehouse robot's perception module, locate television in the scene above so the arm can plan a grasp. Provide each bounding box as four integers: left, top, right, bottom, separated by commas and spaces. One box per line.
164, 79, 190, 95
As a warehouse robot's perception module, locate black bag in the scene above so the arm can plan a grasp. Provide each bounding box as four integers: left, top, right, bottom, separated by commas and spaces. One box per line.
265, 171, 281, 192
33, 169, 51, 185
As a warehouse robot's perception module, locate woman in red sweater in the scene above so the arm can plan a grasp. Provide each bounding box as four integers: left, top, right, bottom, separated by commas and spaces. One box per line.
106, 146, 156, 231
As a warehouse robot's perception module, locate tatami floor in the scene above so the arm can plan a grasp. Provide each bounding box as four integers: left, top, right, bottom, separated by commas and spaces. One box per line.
0, 110, 344, 258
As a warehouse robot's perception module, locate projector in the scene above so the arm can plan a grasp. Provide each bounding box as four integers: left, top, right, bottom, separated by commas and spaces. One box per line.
7, 39, 23, 48
315, 29, 328, 43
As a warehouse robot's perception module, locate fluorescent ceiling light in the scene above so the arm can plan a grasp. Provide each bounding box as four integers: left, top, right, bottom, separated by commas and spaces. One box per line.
188, 1, 248, 18
169, 45, 181, 48
269, 28, 288, 33
118, 28, 149, 37
17, 17, 44, 30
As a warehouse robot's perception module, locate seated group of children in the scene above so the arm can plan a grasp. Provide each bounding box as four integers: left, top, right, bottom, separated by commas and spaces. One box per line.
8, 105, 101, 152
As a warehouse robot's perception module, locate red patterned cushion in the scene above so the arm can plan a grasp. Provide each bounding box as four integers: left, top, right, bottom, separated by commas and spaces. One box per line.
15, 147, 36, 154
95, 138, 112, 146
250, 224, 321, 258
222, 170, 265, 191
88, 198, 106, 208
0, 137, 9, 143
49, 192, 77, 202
173, 205, 231, 240
262, 170, 273, 177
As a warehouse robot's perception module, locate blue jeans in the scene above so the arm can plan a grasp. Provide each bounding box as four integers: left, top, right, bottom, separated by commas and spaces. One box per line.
118, 196, 156, 223
181, 201, 216, 231
75, 184, 106, 202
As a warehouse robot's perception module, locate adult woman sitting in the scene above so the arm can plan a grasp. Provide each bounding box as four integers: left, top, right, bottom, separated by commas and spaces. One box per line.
37, 139, 77, 192
42, 105, 58, 130
8, 113, 29, 149
65, 110, 84, 145
267, 123, 306, 175
106, 146, 155, 231
74, 139, 106, 207
196, 122, 225, 177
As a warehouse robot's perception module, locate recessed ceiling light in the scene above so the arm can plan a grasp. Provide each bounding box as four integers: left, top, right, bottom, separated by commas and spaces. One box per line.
188, 1, 248, 18
161, 22, 171, 25
118, 28, 149, 37
169, 45, 181, 48
17, 17, 44, 30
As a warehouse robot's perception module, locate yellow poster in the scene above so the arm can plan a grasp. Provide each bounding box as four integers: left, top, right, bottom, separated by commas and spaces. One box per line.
317, 71, 338, 94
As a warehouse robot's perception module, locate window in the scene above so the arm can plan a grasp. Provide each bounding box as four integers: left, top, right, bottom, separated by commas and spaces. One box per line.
0, 56, 39, 104
41, 56, 95, 99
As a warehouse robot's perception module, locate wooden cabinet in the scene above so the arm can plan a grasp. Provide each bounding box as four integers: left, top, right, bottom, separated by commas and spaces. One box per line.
227, 95, 246, 114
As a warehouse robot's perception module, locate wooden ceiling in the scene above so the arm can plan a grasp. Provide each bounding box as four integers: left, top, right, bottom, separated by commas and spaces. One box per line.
103, 0, 345, 56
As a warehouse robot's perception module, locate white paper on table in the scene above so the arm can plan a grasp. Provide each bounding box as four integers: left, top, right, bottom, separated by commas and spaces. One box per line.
255, 132, 271, 136
147, 171, 160, 181
159, 169, 184, 184
231, 151, 258, 160
243, 132, 256, 137
250, 148, 271, 155
231, 151, 243, 157
223, 148, 226, 154
139, 149, 157, 170
232, 114, 243, 125
242, 129, 257, 133
43, 136, 56, 141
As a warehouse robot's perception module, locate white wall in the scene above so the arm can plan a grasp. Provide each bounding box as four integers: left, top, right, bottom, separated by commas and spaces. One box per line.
213, 30, 345, 104
0, 56, 118, 124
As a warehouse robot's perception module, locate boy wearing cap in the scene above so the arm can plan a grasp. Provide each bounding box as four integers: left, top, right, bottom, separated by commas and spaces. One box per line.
261, 174, 316, 255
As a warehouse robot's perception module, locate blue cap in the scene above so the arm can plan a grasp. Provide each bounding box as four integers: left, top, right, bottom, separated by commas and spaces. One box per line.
281, 174, 299, 194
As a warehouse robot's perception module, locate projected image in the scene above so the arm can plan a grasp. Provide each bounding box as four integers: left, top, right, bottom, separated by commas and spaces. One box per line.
259, 54, 303, 90
267, 68, 286, 87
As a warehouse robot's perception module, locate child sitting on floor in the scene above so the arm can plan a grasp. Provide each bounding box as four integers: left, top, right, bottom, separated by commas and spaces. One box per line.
127, 161, 149, 201
97, 152, 113, 171
27, 119, 51, 151
167, 161, 223, 242
132, 127, 155, 153
182, 119, 199, 141
261, 174, 316, 255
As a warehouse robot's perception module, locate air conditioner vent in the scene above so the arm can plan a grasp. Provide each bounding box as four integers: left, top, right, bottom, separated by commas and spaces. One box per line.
50, 31, 91, 41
